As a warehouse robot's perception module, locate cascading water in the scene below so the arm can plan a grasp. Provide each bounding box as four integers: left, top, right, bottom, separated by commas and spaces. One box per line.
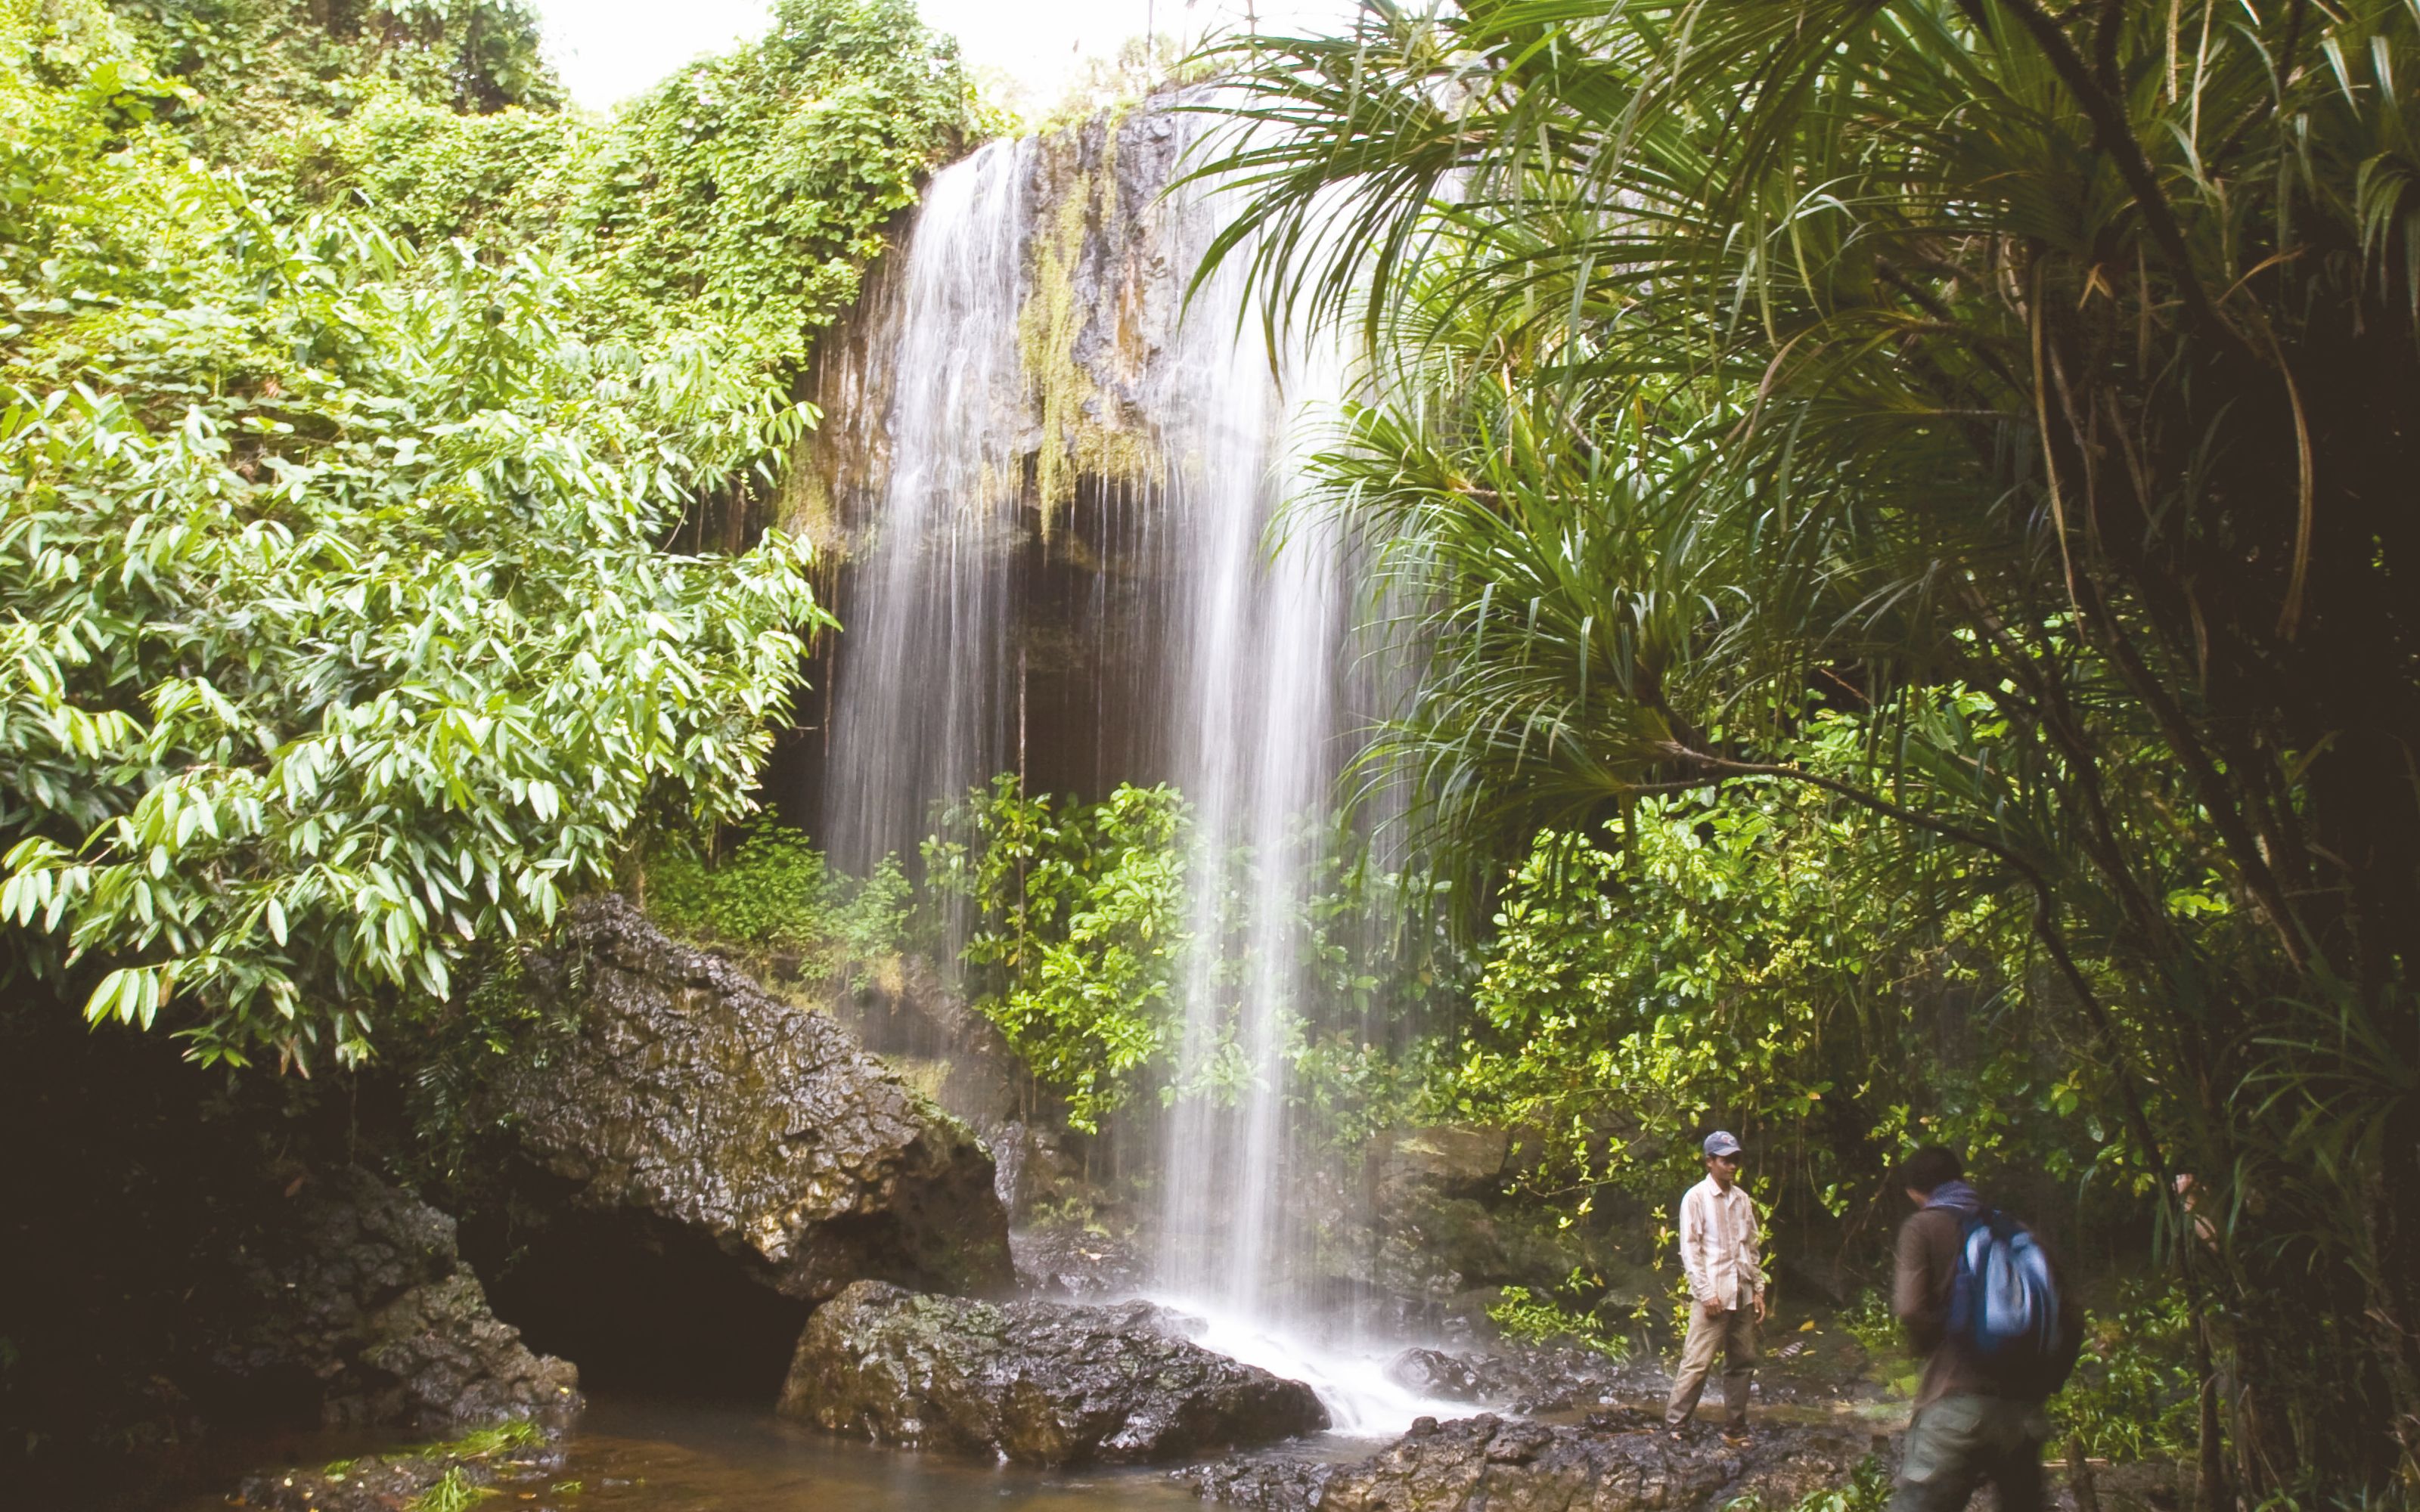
1149, 237, 1347, 1324
818, 137, 1032, 894
808, 106, 1444, 1435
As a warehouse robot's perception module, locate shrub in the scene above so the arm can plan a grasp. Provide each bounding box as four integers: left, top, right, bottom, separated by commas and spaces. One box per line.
645, 820, 910, 986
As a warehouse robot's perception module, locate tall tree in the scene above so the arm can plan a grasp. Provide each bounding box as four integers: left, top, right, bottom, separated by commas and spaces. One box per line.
1193, 0, 2420, 1492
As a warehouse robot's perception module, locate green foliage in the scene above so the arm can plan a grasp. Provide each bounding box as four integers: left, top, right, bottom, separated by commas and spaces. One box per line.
1835, 1289, 1900, 1362
1773, 1454, 1891, 1512
1488, 1283, 1630, 1361
931, 775, 1189, 1132
115, 0, 561, 156
1449, 764, 2101, 1222
119, 0, 976, 382
408, 1466, 495, 1512
361, 1418, 545, 1512
645, 820, 909, 984
559, 0, 971, 373
2055, 1282, 2200, 1464
279, 85, 585, 253
1198, 0, 2420, 1488
904, 776, 1463, 1147
399, 942, 587, 1187
428, 1420, 541, 1458
0, 0, 831, 1067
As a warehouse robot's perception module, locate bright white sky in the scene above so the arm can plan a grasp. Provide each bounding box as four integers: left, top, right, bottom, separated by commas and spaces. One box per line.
529, 0, 1354, 116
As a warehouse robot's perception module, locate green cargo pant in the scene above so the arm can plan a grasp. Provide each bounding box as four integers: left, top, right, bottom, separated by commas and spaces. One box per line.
1888, 1393, 2050, 1512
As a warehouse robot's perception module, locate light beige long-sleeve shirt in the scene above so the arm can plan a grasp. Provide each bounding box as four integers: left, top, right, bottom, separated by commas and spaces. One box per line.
1678, 1173, 1766, 1309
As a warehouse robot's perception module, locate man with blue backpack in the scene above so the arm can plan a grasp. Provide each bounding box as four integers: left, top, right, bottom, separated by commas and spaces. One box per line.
1890, 1147, 2083, 1512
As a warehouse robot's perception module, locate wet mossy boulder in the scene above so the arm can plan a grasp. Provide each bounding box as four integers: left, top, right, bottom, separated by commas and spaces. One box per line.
489, 896, 1013, 1302
238, 1419, 564, 1512
214, 1168, 580, 1432
778, 1280, 1330, 1466
1186, 1408, 1871, 1512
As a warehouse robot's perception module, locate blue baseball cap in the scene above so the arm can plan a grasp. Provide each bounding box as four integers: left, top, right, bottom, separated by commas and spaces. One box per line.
1703, 1130, 1744, 1158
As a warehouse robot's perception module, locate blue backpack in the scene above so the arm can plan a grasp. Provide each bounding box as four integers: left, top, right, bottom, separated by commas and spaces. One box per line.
1947, 1210, 2075, 1391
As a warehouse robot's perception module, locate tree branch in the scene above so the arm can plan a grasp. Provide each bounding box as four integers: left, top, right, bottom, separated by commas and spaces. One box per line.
1969, 0, 2229, 339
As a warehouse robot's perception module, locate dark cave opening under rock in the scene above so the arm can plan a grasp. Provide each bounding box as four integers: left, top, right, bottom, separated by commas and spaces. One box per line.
481, 1211, 809, 1404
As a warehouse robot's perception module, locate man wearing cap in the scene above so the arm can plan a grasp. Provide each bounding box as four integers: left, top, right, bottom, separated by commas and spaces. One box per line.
1665, 1129, 1766, 1437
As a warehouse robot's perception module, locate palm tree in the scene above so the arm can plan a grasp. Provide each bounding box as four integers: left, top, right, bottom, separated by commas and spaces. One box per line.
1189, 0, 2420, 1494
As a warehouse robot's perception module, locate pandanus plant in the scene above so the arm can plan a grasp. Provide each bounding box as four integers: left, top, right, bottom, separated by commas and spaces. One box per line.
1187, 0, 2420, 1495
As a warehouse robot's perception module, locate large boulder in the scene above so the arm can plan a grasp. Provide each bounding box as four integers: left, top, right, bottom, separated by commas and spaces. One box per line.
488, 896, 1013, 1302
1186, 1409, 1872, 1512
212, 1167, 579, 1432
778, 1281, 1330, 1466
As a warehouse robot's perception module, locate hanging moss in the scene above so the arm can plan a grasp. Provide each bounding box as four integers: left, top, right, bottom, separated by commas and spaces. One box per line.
1016, 118, 1156, 538
778, 438, 849, 559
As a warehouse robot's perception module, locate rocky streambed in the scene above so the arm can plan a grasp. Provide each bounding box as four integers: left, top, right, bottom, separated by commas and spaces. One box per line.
1186, 1410, 1876, 1512
153, 902, 1907, 1512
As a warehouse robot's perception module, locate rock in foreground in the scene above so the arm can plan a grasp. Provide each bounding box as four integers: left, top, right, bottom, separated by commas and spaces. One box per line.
1185, 1409, 1870, 1512
239, 1421, 563, 1512
780, 1281, 1330, 1466
489, 896, 1012, 1300
218, 1168, 579, 1431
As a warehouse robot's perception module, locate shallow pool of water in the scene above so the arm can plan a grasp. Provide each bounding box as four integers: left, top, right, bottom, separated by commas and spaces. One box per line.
536, 1396, 1217, 1510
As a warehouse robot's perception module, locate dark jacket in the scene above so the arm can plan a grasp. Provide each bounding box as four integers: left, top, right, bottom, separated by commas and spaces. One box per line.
1892, 1186, 2082, 1410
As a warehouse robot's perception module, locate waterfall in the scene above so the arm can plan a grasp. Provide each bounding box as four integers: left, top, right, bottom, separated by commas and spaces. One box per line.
818, 138, 1032, 891
1150, 196, 1345, 1318
806, 107, 1438, 1433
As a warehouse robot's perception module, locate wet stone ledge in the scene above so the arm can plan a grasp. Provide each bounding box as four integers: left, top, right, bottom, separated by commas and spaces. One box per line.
779, 1280, 1331, 1467
1183, 1408, 1874, 1512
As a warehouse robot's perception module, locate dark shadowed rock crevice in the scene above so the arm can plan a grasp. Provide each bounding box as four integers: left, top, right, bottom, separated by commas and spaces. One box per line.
480, 1201, 810, 1401
480, 896, 1013, 1312
0, 992, 579, 1507
779, 1280, 1330, 1466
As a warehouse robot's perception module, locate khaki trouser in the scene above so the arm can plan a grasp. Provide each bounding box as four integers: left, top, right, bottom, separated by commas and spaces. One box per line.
1665, 1284, 1758, 1427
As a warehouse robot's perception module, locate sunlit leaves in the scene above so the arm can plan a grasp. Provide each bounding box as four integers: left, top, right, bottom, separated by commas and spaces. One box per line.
933, 776, 1193, 1133
0, 7, 831, 1067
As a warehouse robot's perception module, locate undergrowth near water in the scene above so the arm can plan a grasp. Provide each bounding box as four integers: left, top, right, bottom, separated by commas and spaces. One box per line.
433, 1420, 544, 1459
408, 1466, 495, 1512
1488, 1283, 1631, 1361
646, 820, 912, 987
932, 776, 1190, 1132
1833, 1290, 1900, 1359
1761, 1454, 1891, 1512
2052, 1281, 2199, 1464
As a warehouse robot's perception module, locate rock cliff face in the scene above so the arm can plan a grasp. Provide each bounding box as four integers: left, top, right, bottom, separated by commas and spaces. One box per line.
214, 1169, 580, 1430
779, 1281, 1330, 1466
487, 896, 1013, 1304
